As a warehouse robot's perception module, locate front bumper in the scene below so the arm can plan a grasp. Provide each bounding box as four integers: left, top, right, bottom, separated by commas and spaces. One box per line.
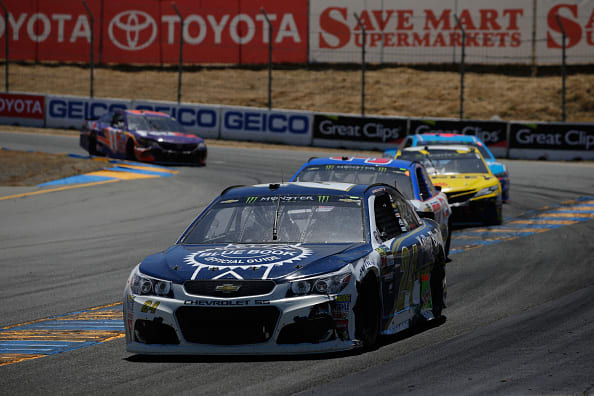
124, 280, 358, 355
449, 195, 501, 220
135, 146, 207, 165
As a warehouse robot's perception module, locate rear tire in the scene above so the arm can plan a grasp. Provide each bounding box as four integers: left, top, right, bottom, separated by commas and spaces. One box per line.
430, 261, 446, 318
354, 275, 381, 349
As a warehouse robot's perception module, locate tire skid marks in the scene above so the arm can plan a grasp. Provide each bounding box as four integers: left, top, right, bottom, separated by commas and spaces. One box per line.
450, 196, 594, 254
0, 303, 124, 367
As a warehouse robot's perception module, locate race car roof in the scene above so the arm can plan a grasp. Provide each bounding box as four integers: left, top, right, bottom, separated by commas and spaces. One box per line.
305, 157, 415, 170
124, 109, 171, 117
403, 144, 476, 153
221, 182, 371, 198
413, 133, 484, 145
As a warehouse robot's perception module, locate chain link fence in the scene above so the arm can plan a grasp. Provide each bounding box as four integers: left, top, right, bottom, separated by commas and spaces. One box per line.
1, 1, 593, 122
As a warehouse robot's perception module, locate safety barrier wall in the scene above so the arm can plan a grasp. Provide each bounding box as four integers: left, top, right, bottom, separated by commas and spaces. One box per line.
0, 92, 592, 160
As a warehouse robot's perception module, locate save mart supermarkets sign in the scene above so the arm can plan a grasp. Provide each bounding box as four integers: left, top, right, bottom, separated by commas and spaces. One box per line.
309, 0, 594, 65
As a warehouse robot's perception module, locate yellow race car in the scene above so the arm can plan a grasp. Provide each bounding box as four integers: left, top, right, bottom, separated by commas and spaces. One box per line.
396, 145, 503, 225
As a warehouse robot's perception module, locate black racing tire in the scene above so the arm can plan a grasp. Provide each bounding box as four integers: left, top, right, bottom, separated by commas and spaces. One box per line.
126, 140, 136, 161
484, 202, 503, 226
88, 133, 98, 156
430, 261, 446, 319
354, 275, 381, 349
444, 218, 452, 258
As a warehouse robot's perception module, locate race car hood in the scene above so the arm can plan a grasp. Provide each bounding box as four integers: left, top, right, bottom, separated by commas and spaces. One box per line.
430, 173, 498, 193
138, 242, 371, 283
135, 130, 203, 143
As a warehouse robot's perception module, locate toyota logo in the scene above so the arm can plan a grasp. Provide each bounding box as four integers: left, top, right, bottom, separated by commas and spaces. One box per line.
109, 10, 157, 51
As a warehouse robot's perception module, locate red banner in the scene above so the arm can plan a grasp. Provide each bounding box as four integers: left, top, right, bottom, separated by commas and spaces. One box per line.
0, 93, 45, 119
0, 0, 308, 64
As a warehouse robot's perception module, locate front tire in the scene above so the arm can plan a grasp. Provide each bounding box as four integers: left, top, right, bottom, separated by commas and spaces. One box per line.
88, 133, 98, 156
354, 275, 381, 349
484, 202, 503, 226
126, 140, 136, 161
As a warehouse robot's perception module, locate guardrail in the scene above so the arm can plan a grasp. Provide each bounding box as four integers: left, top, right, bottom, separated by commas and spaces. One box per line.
1, 91, 593, 161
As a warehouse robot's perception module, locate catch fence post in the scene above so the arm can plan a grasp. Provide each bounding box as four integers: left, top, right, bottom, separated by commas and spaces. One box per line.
261, 8, 273, 111
0, 0, 8, 92
81, 0, 94, 98
555, 14, 567, 122
353, 12, 366, 117
172, 3, 184, 104
454, 14, 466, 120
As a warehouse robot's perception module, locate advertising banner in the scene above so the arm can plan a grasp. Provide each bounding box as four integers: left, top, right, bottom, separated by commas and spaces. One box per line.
409, 118, 508, 156
220, 106, 312, 145
508, 121, 594, 160
0, 92, 45, 127
310, 0, 594, 65
1, 0, 308, 64
132, 100, 220, 139
313, 113, 407, 150
46, 95, 131, 129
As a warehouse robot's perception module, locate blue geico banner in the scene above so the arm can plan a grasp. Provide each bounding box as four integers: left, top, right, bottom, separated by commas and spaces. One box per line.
46, 95, 131, 129
220, 107, 312, 146
132, 100, 220, 139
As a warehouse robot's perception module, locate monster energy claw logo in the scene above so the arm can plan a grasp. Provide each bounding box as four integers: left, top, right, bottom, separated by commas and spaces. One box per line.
246, 197, 258, 204
325, 165, 335, 170
378, 167, 387, 173
318, 195, 330, 203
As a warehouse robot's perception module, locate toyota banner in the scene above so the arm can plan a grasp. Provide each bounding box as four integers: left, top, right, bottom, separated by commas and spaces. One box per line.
1, 0, 308, 64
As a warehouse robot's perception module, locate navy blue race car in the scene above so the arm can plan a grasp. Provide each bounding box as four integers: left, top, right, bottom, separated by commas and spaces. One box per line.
80, 109, 207, 165
124, 182, 447, 355
290, 157, 452, 257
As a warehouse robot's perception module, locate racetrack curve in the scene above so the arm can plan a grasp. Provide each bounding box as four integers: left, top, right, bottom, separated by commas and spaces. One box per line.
1, 131, 593, 395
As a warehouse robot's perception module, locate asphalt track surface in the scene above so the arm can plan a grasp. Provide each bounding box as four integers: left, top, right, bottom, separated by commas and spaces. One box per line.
1, 131, 593, 395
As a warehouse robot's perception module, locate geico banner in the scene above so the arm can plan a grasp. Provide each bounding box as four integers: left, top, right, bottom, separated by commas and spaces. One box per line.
0, 0, 307, 64
46, 95, 131, 129
509, 122, 594, 160
313, 113, 407, 150
220, 107, 312, 145
409, 118, 508, 157
132, 100, 220, 139
310, 0, 594, 65
0, 92, 45, 127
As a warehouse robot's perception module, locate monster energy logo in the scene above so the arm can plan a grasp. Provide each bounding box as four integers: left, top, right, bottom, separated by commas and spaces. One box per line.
246, 197, 258, 204
325, 165, 335, 170
318, 195, 330, 203
378, 167, 387, 173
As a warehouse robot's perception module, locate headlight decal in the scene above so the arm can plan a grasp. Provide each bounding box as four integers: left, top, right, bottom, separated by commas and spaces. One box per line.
287, 265, 353, 297
131, 267, 173, 298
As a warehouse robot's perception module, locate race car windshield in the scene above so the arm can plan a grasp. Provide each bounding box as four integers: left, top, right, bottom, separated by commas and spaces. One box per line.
294, 165, 414, 200
424, 151, 488, 174
127, 114, 185, 132
181, 195, 366, 244
417, 140, 492, 160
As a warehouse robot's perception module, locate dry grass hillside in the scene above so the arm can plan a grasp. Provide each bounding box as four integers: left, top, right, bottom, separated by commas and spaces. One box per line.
8, 63, 594, 122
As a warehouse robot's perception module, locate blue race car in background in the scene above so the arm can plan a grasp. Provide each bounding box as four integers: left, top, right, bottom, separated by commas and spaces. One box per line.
383, 133, 509, 202
124, 182, 446, 355
80, 109, 207, 165
290, 157, 452, 256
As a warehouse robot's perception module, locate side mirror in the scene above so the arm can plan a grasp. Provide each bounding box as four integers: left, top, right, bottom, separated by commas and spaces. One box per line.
416, 210, 435, 220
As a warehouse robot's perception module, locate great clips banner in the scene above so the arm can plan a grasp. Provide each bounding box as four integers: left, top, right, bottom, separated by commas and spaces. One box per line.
0, 0, 308, 64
